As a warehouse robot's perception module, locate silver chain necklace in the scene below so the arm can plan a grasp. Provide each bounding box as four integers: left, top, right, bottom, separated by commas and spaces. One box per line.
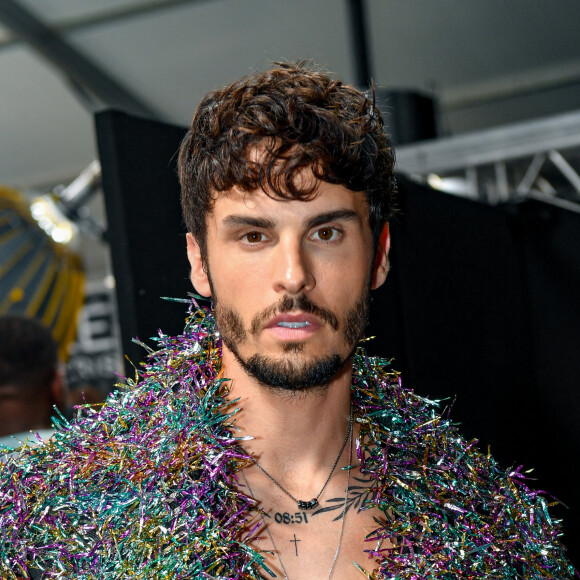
251, 406, 353, 511
242, 419, 354, 580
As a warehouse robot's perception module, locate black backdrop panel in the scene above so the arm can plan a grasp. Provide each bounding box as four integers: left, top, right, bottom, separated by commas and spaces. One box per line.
367, 178, 580, 557
516, 200, 580, 552
96, 110, 189, 367
96, 111, 579, 560
367, 177, 532, 452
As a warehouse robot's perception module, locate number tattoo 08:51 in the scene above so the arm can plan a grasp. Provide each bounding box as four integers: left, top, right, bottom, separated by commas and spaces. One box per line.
274, 512, 309, 524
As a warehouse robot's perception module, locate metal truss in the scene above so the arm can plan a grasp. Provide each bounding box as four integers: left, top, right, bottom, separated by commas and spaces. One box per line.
396, 109, 580, 214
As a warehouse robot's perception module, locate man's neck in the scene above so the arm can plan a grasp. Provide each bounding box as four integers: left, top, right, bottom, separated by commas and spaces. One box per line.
219, 347, 387, 579
221, 347, 354, 487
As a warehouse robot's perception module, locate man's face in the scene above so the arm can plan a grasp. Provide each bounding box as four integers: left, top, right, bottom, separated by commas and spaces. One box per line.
187, 178, 389, 392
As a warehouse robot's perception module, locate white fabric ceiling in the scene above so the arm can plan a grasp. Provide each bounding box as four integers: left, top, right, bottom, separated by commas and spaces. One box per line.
2, 0, 580, 189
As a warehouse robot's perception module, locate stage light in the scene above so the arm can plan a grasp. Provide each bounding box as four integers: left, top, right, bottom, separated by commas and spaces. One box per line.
427, 174, 478, 198
30, 195, 78, 245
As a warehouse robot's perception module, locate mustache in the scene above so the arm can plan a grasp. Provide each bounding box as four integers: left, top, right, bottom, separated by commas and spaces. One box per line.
250, 295, 339, 335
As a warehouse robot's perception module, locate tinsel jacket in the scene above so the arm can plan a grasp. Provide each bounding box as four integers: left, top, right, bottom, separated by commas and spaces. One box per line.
0, 304, 575, 579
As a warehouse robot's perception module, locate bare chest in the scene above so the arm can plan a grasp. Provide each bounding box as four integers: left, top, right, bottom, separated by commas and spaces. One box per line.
241, 476, 393, 579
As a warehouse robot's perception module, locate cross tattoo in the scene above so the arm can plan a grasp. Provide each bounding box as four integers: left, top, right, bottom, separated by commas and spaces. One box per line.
290, 534, 301, 556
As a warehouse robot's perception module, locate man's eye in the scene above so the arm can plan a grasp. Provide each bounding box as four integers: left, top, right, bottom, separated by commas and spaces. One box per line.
313, 227, 339, 241
243, 231, 264, 243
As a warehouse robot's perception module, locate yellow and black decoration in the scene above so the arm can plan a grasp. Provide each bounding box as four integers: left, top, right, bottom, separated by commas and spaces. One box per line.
0, 185, 85, 361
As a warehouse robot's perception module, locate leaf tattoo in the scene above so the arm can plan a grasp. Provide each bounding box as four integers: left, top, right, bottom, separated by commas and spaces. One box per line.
312, 476, 378, 521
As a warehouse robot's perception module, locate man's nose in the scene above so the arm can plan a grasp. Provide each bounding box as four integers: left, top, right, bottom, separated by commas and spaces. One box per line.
272, 239, 315, 295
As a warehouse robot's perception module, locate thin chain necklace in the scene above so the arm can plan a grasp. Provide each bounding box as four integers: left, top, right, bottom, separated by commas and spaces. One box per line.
242, 418, 354, 580
251, 406, 353, 510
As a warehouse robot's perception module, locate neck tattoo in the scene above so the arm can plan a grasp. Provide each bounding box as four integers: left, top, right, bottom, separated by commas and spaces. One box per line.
251, 406, 353, 510
242, 411, 354, 580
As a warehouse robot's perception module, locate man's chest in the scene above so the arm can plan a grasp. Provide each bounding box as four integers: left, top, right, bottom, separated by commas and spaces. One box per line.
247, 504, 392, 579
239, 468, 393, 579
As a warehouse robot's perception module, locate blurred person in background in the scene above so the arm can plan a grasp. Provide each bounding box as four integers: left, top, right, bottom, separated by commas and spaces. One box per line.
0, 315, 67, 449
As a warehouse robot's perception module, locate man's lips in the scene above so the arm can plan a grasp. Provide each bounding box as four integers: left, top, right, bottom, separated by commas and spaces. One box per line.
263, 313, 323, 330
249, 295, 339, 335
262, 313, 322, 342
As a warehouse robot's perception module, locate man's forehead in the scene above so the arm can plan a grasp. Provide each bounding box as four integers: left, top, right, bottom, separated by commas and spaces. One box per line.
209, 181, 369, 222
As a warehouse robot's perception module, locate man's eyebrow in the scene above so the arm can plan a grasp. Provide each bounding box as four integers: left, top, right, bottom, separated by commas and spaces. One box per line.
221, 215, 276, 229
305, 209, 359, 229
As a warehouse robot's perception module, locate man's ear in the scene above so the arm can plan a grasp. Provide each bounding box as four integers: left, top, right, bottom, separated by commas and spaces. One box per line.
49, 368, 66, 409
186, 233, 212, 297
371, 224, 390, 290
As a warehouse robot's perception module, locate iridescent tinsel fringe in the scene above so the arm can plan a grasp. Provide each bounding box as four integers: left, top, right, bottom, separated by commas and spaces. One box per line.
0, 300, 576, 578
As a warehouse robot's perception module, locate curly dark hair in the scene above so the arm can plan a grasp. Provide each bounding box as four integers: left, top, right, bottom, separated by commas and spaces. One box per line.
178, 61, 396, 263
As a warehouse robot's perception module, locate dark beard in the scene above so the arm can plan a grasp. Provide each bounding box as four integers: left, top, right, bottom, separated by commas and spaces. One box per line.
214, 291, 370, 393
239, 352, 343, 393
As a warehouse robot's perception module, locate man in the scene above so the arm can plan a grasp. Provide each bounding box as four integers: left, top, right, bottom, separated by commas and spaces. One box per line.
0, 63, 574, 579
0, 315, 65, 449
179, 63, 393, 579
